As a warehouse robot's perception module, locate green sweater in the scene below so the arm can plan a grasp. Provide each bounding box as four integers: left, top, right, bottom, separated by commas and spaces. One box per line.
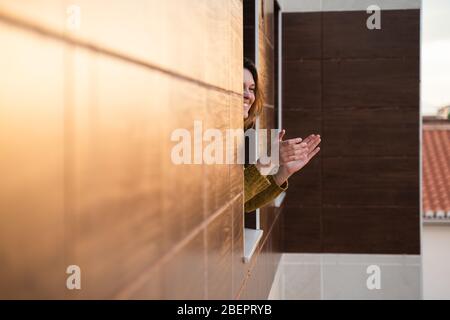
243, 164, 288, 212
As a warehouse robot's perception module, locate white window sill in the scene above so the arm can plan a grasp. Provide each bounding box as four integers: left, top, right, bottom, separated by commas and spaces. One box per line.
273, 191, 286, 208
243, 228, 263, 263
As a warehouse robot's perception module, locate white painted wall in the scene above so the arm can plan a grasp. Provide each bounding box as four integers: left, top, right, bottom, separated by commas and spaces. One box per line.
269, 254, 421, 299
422, 224, 450, 299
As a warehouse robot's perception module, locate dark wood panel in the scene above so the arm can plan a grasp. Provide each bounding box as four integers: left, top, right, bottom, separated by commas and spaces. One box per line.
323, 59, 420, 108
281, 10, 420, 254
283, 12, 322, 60
323, 105, 419, 157
322, 207, 420, 254
322, 157, 419, 207
283, 60, 322, 110
207, 206, 233, 299
283, 109, 322, 138
285, 154, 322, 207
283, 206, 322, 253
323, 10, 420, 59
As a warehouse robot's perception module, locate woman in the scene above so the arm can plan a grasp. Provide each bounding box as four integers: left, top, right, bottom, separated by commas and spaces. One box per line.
243, 57, 321, 212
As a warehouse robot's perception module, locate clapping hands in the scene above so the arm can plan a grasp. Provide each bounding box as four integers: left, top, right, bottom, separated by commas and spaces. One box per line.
272, 129, 321, 186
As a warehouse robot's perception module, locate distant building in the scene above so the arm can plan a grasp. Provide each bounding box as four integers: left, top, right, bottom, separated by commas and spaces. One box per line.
437, 105, 450, 119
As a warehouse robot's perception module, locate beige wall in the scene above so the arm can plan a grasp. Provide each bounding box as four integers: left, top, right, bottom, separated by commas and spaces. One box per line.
0, 0, 283, 299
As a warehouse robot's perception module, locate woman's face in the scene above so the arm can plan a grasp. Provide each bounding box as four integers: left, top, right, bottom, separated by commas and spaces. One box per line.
243, 68, 256, 119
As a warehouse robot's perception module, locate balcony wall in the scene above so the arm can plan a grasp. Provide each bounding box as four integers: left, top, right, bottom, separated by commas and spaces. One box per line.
0, 0, 281, 299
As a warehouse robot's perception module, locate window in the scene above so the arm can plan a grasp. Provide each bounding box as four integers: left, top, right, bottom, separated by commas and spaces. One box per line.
243, 0, 262, 262
242, 0, 284, 262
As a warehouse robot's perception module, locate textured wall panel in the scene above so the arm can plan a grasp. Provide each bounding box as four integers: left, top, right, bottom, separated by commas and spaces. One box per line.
282, 9, 421, 254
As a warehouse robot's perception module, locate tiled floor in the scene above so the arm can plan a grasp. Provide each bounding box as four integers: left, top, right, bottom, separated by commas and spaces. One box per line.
269, 253, 422, 300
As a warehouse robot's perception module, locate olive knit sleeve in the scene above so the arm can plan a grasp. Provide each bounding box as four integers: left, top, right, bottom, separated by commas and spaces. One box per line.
244, 164, 271, 203
243, 165, 288, 213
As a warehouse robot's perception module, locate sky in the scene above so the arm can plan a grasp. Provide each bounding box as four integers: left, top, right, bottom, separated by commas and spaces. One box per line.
422, 0, 450, 115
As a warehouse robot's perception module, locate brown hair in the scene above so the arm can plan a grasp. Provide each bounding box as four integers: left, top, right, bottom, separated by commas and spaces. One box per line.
243, 57, 264, 130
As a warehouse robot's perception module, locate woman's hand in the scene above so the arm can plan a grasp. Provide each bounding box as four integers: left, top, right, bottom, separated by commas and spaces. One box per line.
273, 131, 321, 186
279, 129, 309, 165
284, 133, 321, 175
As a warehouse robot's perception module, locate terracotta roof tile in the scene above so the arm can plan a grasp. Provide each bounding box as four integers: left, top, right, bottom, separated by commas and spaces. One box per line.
423, 120, 450, 220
